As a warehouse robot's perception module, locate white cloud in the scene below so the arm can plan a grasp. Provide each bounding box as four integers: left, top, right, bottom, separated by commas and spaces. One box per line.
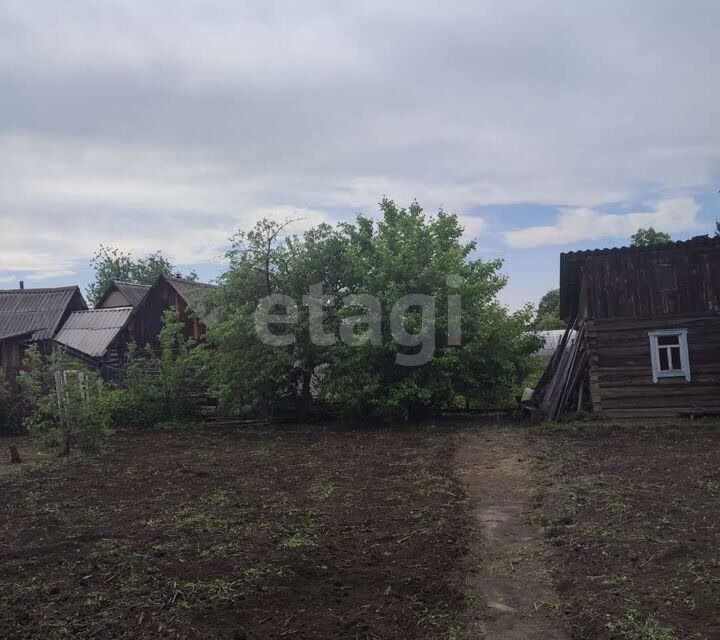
458, 215, 487, 242
505, 198, 701, 248
1, 1, 719, 291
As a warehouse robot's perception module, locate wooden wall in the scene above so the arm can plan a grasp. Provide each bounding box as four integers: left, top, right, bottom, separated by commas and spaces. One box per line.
587, 315, 720, 418
583, 245, 720, 321
0, 336, 26, 385
126, 280, 206, 349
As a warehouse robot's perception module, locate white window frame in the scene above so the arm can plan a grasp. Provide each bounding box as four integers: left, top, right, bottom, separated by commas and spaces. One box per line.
648, 329, 691, 383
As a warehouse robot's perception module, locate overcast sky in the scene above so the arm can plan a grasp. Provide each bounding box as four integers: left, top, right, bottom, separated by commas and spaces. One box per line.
1, 1, 719, 308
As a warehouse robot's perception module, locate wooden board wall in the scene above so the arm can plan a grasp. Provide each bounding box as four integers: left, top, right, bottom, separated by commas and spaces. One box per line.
591, 315, 720, 418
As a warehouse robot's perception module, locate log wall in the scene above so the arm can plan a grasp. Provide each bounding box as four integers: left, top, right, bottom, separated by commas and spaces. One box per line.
589, 315, 720, 418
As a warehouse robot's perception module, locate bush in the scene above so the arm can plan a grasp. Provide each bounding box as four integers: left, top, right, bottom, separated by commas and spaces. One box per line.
16, 346, 111, 454
0, 370, 23, 436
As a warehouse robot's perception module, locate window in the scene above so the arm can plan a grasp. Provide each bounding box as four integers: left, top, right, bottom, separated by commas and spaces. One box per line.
648, 329, 690, 383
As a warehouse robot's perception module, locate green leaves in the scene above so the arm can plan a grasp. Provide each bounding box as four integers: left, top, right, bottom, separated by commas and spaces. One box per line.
207, 199, 540, 420
86, 245, 196, 307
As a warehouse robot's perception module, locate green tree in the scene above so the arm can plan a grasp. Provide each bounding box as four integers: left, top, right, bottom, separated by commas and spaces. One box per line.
206, 199, 540, 420
86, 245, 197, 307
715, 220, 719, 237
16, 346, 111, 454
630, 227, 672, 246
536, 289, 564, 330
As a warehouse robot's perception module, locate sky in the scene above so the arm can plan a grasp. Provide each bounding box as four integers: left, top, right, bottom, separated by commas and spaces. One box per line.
1, 0, 719, 309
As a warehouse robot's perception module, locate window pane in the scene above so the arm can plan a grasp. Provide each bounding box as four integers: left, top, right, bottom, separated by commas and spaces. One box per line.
659, 348, 669, 371
670, 347, 682, 370
657, 335, 680, 346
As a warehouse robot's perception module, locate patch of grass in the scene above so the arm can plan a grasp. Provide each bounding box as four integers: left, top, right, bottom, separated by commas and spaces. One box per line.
279, 532, 317, 549
607, 611, 675, 640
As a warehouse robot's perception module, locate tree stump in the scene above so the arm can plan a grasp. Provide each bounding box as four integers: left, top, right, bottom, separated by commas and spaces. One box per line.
9, 446, 22, 464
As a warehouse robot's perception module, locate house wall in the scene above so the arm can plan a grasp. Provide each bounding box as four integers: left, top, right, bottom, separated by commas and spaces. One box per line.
571, 242, 720, 321
126, 280, 206, 349
0, 335, 33, 387
587, 315, 720, 418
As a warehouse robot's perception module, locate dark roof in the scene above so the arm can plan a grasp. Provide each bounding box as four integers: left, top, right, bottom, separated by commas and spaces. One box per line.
96, 281, 151, 308
0, 286, 87, 341
54, 307, 133, 358
560, 235, 720, 320
164, 276, 219, 327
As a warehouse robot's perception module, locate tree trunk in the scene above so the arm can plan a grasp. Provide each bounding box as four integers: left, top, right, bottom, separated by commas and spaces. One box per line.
59, 435, 72, 457
9, 446, 22, 464
298, 370, 313, 423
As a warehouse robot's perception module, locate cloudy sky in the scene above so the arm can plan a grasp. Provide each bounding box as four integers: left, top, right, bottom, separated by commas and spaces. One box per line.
1, 1, 719, 308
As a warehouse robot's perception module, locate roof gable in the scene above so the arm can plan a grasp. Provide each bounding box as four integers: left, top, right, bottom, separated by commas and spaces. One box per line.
163, 276, 219, 327
560, 235, 720, 320
96, 281, 151, 309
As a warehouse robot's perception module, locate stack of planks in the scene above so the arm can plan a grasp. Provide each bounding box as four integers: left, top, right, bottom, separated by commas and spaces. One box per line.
531, 319, 590, 420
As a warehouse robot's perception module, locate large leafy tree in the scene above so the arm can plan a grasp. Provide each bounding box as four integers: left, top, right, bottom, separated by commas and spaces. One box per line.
536, 289, 564, 330
207, 199, 540, 420
86, 245, 196, 306
631, 227, 672, 246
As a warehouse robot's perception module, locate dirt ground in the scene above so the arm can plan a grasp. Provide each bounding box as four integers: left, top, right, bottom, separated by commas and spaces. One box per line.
530, 421, 720, 640
2, 420, 719, 639
0, 426, 471, 640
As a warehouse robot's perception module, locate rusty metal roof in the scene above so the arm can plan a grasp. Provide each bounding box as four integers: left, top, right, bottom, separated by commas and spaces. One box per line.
0, 286, 87, 341
96, 281, 151, 308
54, 307, 133, 358
164, 276, 219, 327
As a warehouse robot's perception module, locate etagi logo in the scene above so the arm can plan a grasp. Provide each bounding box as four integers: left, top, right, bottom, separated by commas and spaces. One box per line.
254, 276, 463, 366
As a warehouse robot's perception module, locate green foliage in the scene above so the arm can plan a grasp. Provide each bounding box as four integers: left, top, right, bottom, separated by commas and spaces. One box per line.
16, 346, 111, 454
0, 370, 23, 436
109, 310, 199, 427
206, 199, 541, 420
86, 244, 197, 307
536, 288, 564, 330
630, 227, 672, 246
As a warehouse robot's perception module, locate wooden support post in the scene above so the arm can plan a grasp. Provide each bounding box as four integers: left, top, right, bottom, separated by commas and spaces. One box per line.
9, 445, 22, 464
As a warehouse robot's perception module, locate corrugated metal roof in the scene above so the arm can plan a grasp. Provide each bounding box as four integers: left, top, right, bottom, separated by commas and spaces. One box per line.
165, 276, 219, 327
535, 329, 577, 358
97, 281, 151, 308
54, 307, 133, 358
0, 286, 85, 341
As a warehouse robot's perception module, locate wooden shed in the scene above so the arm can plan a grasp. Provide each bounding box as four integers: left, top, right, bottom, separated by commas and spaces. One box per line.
0, 285, 88, 384
532, 235, 720, 419
125, 275, 219, 348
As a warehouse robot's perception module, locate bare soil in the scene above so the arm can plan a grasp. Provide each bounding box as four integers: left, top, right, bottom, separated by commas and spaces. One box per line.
456, 426, 569, 639
530, 421, 720, 640
3, 420, 719, 639
0, 426, 470, 640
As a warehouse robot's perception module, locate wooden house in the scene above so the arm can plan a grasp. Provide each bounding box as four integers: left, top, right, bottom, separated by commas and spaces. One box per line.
0, 285, 87, 384
532, 235, 720, 419
53, 306, 134, 376
51, 276, 218, 376
124, 275, 219, 347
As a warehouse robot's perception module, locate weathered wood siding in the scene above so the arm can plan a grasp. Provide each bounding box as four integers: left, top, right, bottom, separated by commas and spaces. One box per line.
561, 236, 720, 321
589, 316, 720, 418
126, 280, 206, 348
0, 336, 26, 384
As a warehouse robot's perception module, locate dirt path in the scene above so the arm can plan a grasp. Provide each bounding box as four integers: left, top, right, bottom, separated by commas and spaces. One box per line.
456, 426, 568, 639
